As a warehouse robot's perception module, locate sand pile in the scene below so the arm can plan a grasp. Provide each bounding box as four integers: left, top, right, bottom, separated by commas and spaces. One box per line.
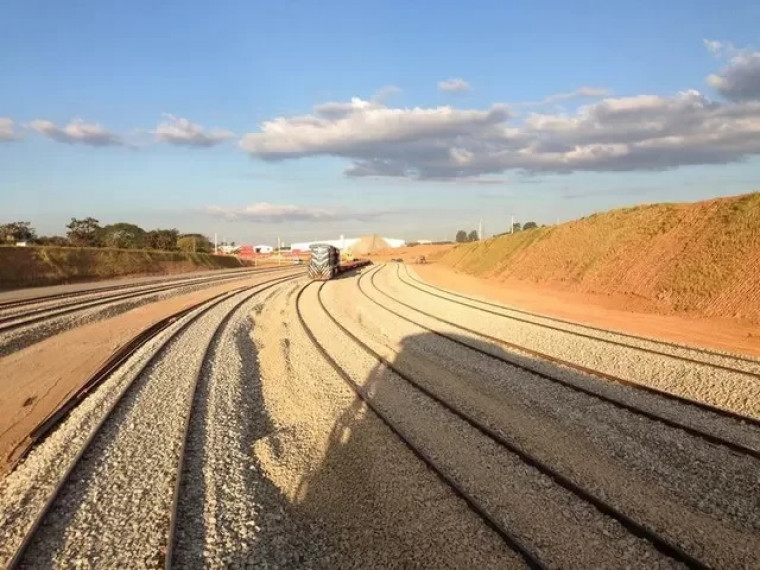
350, 234, 391, 255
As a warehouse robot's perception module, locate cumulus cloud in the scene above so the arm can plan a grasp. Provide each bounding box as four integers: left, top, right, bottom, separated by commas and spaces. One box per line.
203, 202, 393, 223
0, 118, 18, 141
239, 86, 760, 180
706, 42, 760, 101
28, 118, 122, 146
154, 114, 235, 147
438, 78, 472, 93
241, 98, 509, 162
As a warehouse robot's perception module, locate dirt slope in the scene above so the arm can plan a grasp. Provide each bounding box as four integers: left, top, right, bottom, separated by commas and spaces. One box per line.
0, 247, 252, 290
437, 192, 760, 322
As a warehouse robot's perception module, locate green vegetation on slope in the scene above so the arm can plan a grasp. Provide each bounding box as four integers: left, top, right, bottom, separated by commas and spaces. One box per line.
0, 246, 251, 290
437, 192, 760, 321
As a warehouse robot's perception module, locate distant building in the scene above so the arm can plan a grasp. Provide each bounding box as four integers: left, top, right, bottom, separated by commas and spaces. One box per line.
218, 244, 241, 254
254, 244, 274, 254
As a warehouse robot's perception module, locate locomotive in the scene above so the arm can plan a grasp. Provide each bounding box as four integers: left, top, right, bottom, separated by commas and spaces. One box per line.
307, 244, 371, 280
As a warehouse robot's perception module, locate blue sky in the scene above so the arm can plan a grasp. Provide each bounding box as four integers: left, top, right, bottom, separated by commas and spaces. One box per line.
2, 0, 759, 244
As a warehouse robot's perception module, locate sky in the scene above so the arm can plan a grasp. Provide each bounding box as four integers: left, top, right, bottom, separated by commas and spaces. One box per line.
1, 0, 760, 245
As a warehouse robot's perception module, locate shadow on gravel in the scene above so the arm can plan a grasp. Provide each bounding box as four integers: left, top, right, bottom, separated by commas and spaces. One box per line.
275, 329, 591, 568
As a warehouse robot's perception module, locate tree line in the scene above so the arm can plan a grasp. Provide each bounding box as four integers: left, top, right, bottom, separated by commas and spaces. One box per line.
455, 221, 539, 242
0, 218, 215, 253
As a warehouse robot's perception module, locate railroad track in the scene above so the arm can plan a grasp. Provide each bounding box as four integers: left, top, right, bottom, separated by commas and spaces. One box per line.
298, 278, 722, 569
363, 265, 760, 454
2, 272, 302, 568
0, 267, 265, 312
0, 266, 293, 333
399, 264, 760, 370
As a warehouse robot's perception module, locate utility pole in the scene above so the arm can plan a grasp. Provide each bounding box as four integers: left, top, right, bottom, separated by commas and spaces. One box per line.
511, 215, 514, 234
478, 219, 483, 240
214, 233, 217, 255
277, 236, 281, 265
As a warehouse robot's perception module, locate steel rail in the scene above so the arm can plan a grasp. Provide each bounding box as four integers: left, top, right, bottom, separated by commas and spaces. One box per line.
362, 265, 760, 456
6, 272, 302, 569
317, 277, 708, 569
0, 266, 294, 332
0, 266, 271, 311
400, 264, 760, 371
164, 273, 301, 568
297, 280, 548, 569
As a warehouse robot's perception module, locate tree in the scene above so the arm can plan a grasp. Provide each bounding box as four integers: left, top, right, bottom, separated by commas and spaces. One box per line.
177, 234, 212, 253
0, 221, 36, 243
66, 217, 102, 247
523, 221, 538, 230
455, 230, 468, 243
468, 230, 478, 241
145, 228, 179, 251
100, 222, 146, 249
511, 222, 522, 233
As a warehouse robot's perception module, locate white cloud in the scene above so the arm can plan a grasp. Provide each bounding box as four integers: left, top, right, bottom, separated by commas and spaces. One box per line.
705, 43, 760, 101
204, 202, 392, 223
0, 118, 18, 141
438, 78, 472, 93
240, 98, 509, 160
239, 86, 760, 180
154, 114, 235, 147
28, 118, 122, 146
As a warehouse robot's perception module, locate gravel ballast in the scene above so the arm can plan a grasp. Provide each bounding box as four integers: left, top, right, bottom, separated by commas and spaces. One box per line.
3, 262, 759, 568
252, 279, 524, 568
0, 278, 299, 568
173, 282, 329, 568
331, 267, 760, 567
309, 278, 683, 568
0, 267, 297, 357
377, 264, 760, 418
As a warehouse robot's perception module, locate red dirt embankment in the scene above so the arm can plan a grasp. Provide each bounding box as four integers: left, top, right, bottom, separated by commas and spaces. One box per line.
436, 192, 760, 323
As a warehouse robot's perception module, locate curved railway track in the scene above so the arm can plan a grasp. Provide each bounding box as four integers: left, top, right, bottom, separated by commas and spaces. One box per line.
0, 266, 293, 334
295, 280, 545, 569
4, 272, 302, 568
399, 263, 760, 373
298, 278, 713, 569
360, 265, 760, 458
0, 267, 264, 312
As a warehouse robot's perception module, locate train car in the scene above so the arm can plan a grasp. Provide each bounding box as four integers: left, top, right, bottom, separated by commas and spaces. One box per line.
308, 243, 371, 280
